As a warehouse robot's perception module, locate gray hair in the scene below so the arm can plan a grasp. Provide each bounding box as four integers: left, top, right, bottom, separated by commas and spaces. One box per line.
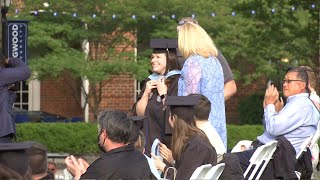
97, 109, 132, 144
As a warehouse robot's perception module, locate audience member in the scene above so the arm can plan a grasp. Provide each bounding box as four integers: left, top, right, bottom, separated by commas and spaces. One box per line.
235, 67, 319, 173
127, 116, 146, 153
47, 161, 57, 175
190, 94, 226, 162
177, 17, 237, 100
26, 142, 54, 180
0, 164, 23, 180
134, 39, 181, 155
0, 54, 31, 143
152, 96, 217, 179
299, 66, 319, 110
65, 109, 155, 179
0, 141, 35, 179
177, 18, 227, 148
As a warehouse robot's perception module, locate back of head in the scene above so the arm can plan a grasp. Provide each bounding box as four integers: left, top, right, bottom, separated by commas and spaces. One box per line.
134, 130, 145, 153
97, 109, 132, 144
0, 164, 23, 180
299, 66, 318, 91
26, 142, 48, 175
177, 18, 217, 58
188, 94, 211, 120
0, 141, 36, 177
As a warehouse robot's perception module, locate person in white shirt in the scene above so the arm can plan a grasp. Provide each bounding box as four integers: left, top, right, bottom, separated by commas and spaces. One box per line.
190, 94, 226, 162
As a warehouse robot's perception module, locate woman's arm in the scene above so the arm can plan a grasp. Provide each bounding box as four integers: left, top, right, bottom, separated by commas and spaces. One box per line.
180, 57, 201, 95
135, 80, 157, 116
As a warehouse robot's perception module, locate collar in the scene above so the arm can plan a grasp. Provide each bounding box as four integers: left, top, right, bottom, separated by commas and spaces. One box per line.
148, 70, 181, 80
105, 144, 135, 155
286, 93, 309, 102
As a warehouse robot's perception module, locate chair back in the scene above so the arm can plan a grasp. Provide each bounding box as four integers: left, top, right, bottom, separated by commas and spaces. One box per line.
189, 164, 212, 180
203, 163, 225, 180
296, 135, 313, 159
244, 140, 278, 180
309, 121, 320, 149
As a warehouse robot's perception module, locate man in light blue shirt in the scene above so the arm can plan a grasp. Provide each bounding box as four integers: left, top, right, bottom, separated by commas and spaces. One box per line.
235, 67, 319, 173
257, 67, 319, 154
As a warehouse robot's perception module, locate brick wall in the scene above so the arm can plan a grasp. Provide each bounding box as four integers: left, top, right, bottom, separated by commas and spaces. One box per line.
88, 74, 136, 121
225, 77, 268, 124
40, 73, 83, 119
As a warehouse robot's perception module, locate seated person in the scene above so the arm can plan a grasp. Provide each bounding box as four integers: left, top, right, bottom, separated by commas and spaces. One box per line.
47, 161, 56, 175
26, 142, 54, 180
127, 116, 146, 153
235, 67, 319, 173
152, 96, 217, 180
0, 164, 23, 180
65, 109, 155, 179
0, 141, 36, 179
300, 66, 319, 110
189, 93, 226, 162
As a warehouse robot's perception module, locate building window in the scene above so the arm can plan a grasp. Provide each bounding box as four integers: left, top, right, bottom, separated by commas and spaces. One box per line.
134, 80, 146, 102
14, 81, 29, 110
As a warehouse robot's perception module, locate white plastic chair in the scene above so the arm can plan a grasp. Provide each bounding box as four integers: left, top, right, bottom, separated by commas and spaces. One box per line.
294, 122, 320, 179
243, 140, 278, 180
231, 140, 253, 153
189, 164, 212, 180
296, 135, 313, 159
203, 163, 225, 180
309, 122, 320, 149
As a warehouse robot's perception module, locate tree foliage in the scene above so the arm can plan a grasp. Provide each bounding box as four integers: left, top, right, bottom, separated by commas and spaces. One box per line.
8, 0, 319, 118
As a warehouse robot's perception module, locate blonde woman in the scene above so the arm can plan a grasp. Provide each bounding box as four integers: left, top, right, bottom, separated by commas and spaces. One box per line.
177, 21, 226, 147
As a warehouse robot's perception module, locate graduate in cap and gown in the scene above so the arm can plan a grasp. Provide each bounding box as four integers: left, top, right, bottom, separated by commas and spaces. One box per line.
152, 96, 217, 180
134, 39, 181, 156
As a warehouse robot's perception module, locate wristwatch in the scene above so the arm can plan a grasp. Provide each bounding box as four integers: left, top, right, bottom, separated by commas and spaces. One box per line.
160, 94, 167, 100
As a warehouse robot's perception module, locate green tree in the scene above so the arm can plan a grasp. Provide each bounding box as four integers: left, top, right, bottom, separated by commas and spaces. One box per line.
11, 0, 149, 120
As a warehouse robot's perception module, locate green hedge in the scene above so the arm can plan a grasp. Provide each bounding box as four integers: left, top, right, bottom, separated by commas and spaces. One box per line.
16, 123, 264, 154
238, 92, 265, 124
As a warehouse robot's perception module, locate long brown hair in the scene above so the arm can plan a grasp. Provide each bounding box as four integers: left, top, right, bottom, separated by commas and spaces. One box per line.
164, 51, 180, 88
171, 114, 211, 161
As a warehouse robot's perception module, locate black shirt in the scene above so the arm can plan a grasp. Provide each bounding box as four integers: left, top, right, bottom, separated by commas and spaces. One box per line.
81, 144, 155, 179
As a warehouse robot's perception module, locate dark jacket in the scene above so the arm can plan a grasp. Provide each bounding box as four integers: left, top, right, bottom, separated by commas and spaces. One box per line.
260, 136, 298, 180
80, 144, 155, 179
165, 135, 217, 180
220, 153, 244, 180
0, 58, 30, 137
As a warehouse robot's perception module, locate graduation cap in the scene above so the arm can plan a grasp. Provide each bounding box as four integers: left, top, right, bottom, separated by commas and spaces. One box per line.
127, 116, 146, 144
0, 141, 39, 176
164, 96, 201, 124
150, 39, 178, 55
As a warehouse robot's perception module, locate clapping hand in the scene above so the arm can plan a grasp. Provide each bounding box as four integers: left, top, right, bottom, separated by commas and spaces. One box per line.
65, 155, 89, 180
263, 85, 280, 108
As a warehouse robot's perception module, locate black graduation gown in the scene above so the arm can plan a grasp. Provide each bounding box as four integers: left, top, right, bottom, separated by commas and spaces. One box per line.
80, 144, 155, 179
133, 75, 180, 156
166, 135, 217, 180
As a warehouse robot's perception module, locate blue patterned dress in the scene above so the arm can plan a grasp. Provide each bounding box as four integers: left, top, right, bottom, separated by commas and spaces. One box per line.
178, 54, 226, 147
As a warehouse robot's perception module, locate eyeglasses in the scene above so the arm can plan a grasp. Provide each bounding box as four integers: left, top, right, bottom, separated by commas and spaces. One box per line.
282, 79, 304, 84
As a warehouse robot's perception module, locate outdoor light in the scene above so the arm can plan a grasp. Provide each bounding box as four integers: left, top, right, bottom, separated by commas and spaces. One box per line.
0, 0, 11, 10
1, 0, 11, 14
